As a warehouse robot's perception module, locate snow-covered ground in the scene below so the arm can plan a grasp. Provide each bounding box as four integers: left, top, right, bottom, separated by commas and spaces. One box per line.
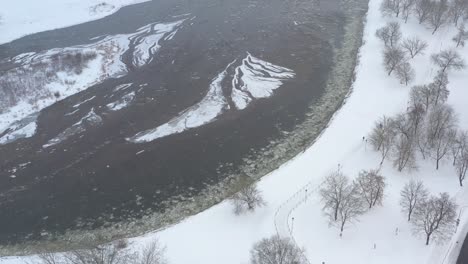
2, 0, 468, 263
0, 0, 150, 45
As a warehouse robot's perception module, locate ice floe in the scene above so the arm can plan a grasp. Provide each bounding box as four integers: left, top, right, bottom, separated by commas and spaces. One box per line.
129, 54, 295, 142
128, 61, 234, 143
107, 91, 136, 111
43, 108, 102, 148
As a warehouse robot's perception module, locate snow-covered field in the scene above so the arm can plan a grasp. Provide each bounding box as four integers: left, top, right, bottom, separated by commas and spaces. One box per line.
0, 0, 150, 45
2, 0, 468, 263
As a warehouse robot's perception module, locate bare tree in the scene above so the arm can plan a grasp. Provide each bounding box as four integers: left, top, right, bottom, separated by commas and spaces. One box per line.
384, 46, 406, 76
412, 192, 457, 245
452, 24, 468, 47
415, 0, 434, 24
136, 239, 167, 264
426, 104, 458, 169
38, 239, 167, 264
381, 0, 403, 17
391, 114, 418, 171
452, 131, 468, 165
431, 49, 466, 72
400, 180, 429, 221
355, 169, 386, 209
250, 235, 307, 264
369, 116, 397, 164
319, 170, 350, 221
401, 37, 428, 58
456, 147, 468, 186
230, 184, 265, 215
428, 0, 449, 34
402, 0, 417, 22
376, 22, 403, 48
407, 102, 426, 137
395, 61, 415, 85
394, 135, 418, 171
448, 0, 468, 26
409, 84, 434, 112
63, 241, 133, 264
37, 252, 63, 264
428, 70, 449, 107
336, 183, 365, 236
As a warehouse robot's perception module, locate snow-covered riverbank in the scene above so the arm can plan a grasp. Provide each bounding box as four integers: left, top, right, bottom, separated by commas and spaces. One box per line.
0, 0, 150, 45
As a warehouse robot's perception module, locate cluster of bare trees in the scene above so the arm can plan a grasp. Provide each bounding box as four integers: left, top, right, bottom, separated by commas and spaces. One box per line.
249, 235, 307, 264
381, 0, 468, 34
400, 180, 457, 245
229, 184, 266, 215
369, 50, 467, 185
0, 50, 97, 112
319, 169, 386, 236
376, 22, 426, 85
36, 239, 167, 264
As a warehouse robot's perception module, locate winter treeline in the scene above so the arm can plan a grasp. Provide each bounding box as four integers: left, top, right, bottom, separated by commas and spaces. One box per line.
369, 56, 468, 186
400, 180, 457, 244
381, 0, 468, 33
37, 238, 167, 264
319, 169, 386, 236
376, 0, 467, 85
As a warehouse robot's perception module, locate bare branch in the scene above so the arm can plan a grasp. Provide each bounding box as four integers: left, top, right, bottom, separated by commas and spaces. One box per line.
250, 235, 307, 264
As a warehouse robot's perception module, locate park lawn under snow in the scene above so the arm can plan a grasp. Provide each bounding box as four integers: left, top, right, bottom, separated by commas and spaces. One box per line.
0, 0, 150, 45
2, 0, 468, 263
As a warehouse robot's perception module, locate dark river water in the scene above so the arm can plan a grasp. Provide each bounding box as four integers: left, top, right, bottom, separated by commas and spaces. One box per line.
0, 0, 368, 251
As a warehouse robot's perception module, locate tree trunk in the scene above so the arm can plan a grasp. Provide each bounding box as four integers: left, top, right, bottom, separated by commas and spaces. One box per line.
408, 211, 411, 222
426, 234, 431, 245
436, 158, 440, 170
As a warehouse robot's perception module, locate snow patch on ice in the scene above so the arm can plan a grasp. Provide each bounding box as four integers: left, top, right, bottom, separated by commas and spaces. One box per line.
113, 83, 133, 92
128, 54, 295, 142
43, 108, 102, 148
73, 96, 96, 108
131, 20, 185, 67
128, 62, 234, 143
107, 91, 136, 111
231, 54, 295, 110
0, 115, 37, 145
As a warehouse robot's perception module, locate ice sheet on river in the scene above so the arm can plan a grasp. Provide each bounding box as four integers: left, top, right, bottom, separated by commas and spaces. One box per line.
129, 54, 295, 142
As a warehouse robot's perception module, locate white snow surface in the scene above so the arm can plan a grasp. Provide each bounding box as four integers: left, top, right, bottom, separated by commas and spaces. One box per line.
3, 0, 468, 263
231, 54, 295, 110
0, 117, 37, 145
0, 0, 150, 45
131, 21, 185, 67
